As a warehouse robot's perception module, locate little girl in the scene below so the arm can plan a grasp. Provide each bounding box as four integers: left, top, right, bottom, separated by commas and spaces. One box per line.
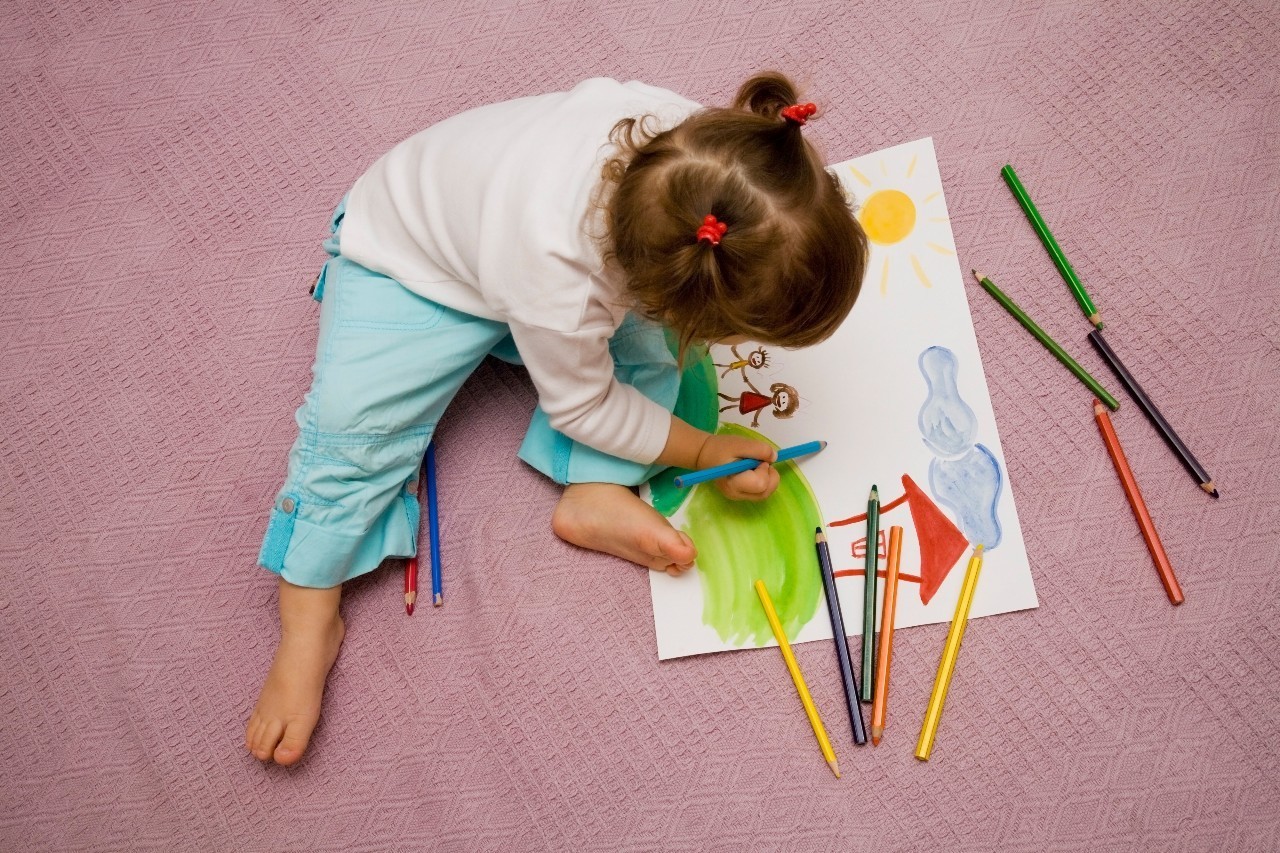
246, 72, 868, 765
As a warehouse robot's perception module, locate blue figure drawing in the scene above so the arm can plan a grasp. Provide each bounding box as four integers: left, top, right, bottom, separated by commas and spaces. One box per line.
918, 346, 1004, 549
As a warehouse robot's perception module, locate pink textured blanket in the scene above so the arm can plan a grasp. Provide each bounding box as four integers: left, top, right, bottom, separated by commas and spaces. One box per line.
3, 1, 1278, 849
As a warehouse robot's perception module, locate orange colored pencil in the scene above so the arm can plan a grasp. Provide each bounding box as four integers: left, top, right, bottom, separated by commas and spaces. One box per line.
1093, 400, 1184, 605
870, 526, 903, 745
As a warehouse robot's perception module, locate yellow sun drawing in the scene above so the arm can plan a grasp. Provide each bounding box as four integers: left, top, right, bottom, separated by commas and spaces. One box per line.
840, 144, 956, 297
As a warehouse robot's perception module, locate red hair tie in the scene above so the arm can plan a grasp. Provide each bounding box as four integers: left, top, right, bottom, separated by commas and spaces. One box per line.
696, 214, 728, 246
780, 102, 818, 125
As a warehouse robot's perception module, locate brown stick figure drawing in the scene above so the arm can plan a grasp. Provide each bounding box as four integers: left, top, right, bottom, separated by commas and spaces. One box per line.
714, 344, 770, 381
718, 377, 800, 428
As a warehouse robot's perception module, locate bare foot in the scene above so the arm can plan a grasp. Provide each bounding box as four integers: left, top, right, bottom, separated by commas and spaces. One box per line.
245, 580, 344, 766
552, 482, 697, 575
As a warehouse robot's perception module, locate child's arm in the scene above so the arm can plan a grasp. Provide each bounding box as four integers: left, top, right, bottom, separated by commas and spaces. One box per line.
656, 415, 779, 501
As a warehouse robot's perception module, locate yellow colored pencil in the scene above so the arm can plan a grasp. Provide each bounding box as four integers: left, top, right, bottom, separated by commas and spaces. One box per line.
754, 580, 841, 778
915, 545, 985, 761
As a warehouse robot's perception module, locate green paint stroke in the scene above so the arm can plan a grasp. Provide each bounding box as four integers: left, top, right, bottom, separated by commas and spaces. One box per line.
650, 337, 722, 518
684, 423, 824, 646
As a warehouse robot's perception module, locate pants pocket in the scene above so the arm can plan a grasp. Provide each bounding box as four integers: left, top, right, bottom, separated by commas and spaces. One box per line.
332, 256, 447, 331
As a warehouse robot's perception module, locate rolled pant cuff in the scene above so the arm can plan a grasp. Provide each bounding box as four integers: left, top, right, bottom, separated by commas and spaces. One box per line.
257, 491, 420, 589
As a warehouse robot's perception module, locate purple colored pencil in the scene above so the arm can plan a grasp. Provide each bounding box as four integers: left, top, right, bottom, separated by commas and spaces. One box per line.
1087, 329, 1218, 498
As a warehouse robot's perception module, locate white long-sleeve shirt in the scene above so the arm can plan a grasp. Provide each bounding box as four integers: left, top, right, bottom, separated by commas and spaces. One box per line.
339, 78, 701, 464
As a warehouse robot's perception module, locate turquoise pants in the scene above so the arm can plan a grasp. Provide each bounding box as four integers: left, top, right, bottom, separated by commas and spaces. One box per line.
258, 202, 680, 589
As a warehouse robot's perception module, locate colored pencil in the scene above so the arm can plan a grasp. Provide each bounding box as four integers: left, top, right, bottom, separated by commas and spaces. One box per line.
672, 440, 826, 488
1093, 400, 1186, 604
754, 579, 841, 778
972, 270, 1120, 411
1001, 164, 1103, 329
404, 556, 418, 615
425, 440, 443, 606
870, 525, 904, 745
404, 451, 427, 616
1088, 329, 1217, 498
859, 485, 879, 703
916, 544, 985, 761
815, 528, 868, 746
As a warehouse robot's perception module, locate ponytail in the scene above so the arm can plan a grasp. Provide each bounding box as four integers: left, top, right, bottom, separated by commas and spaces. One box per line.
601, 70, 867, 359
732, 72, 801, 120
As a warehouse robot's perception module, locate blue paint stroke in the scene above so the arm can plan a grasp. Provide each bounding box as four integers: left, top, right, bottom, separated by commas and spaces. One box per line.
929, 445, 1004, 549
918, 347, 977, 458
918, 346, 1004, 549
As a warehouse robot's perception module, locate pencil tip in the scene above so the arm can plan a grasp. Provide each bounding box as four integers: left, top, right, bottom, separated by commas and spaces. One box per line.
433, 594, 443, 607
829, 759, 841, 778
406, 603, 414, 616
871, 726, 883, 745
1202, 482, 1219, 498
815, 528, 826, 542
972, 269, 984, 282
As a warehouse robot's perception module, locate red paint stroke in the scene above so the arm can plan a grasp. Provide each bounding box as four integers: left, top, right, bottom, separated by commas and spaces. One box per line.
833, 567, 924, 585
827, 473, 970, 605
829, 493, 908, 526
851, 530, 887, 559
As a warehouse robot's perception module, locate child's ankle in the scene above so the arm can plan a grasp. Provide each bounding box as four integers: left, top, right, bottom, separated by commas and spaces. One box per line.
277, 579, 343, 637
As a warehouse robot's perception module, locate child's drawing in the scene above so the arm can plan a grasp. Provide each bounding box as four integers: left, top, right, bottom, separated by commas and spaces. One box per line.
715, 344, 770, 380
645, 138, 1037, 661
718, 379, 799, 428
845, 147, 957, 297
680, 423, 824, 646
919, 346, 1004, 549
829, 473, 970, 606
931, 445, 1004, 549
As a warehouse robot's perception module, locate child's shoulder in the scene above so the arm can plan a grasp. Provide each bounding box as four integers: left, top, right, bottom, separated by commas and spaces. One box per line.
561, 78, 701, 112
429, 78, 698, 134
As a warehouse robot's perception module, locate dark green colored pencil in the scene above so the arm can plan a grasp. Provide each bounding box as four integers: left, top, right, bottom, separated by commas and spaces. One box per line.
860, 485, 879, 703
1001, 164, 1103, 329
973, 270, 1120, 411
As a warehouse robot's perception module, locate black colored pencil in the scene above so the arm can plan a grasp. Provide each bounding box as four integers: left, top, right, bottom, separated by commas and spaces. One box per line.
1088, 329, 1218, 498
815, 528, 868, 745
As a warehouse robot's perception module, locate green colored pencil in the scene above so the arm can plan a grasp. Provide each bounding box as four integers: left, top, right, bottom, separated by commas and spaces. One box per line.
860, 485, 879, 703
1001, 164, 1103, 329
972, 270, 1120, 411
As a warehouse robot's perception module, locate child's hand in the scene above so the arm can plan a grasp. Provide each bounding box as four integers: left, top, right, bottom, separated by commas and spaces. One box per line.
696, 434, 779, 501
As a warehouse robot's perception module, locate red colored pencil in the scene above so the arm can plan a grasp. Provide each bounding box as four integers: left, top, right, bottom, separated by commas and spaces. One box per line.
405, 557, 418, 615
1093, 400, 1184, 605
404, 449, 429, 615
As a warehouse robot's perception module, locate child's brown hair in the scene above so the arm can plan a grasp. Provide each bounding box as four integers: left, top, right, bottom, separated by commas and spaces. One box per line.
602, 72, 868, 356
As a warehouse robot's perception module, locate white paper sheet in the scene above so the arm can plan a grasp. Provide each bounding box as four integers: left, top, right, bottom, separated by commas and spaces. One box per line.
645, 138, 1038, 660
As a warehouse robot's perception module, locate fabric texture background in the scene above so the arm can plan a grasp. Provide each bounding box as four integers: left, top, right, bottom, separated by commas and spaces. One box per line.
1, 1, 1277, 850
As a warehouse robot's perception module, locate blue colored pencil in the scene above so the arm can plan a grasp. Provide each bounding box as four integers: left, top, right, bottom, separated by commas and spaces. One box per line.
671, 440, 827, 489
426, 441, 443, 607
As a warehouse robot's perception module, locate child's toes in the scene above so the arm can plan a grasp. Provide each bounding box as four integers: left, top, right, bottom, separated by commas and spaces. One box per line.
249, 719, 284, 762
272, 719, 315, 766
657, 531, 696, 565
